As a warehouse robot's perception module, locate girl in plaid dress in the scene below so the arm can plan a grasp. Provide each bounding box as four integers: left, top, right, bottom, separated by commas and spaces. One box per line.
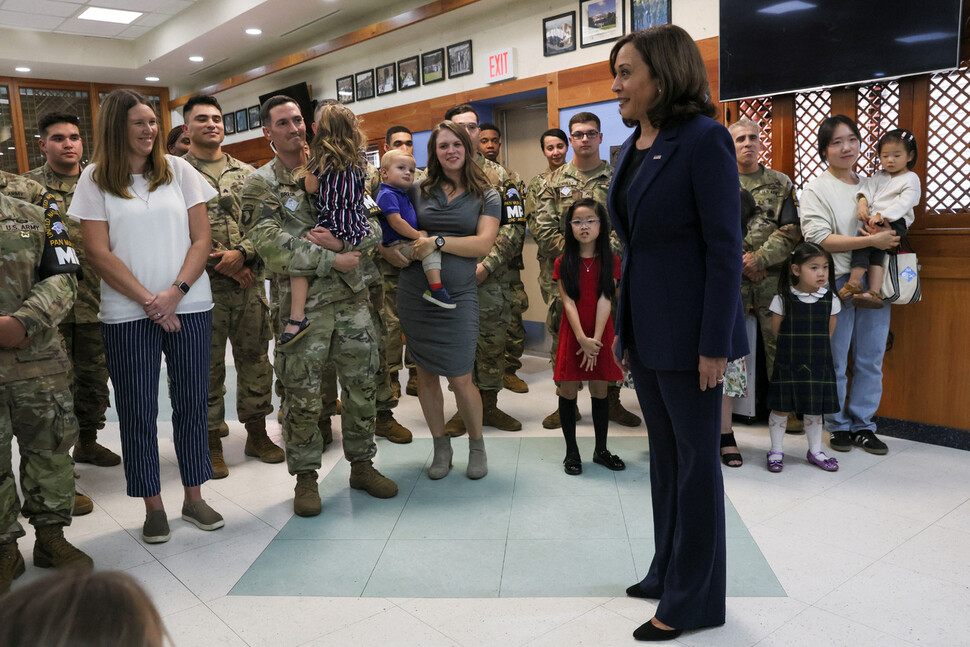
765, 242, 842, 473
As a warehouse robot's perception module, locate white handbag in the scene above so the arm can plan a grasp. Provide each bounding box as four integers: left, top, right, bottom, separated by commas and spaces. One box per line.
881, 242, 921, 305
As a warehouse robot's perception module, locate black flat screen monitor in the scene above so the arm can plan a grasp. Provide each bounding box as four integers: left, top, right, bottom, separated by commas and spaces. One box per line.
258, 82, 314, 131
719, 0, 963, 101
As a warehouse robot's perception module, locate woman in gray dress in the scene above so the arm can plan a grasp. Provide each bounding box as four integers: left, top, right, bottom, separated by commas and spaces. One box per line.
398, 121, 500, 480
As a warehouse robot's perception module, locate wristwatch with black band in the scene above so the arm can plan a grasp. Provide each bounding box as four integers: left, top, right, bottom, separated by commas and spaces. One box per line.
435, 236, 445, 249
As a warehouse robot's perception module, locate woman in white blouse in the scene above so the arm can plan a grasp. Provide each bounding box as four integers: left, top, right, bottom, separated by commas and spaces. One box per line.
71, 89, 223, 545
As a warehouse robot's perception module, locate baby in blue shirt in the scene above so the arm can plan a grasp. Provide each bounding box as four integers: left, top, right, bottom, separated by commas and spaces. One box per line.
376, 150, 454, 308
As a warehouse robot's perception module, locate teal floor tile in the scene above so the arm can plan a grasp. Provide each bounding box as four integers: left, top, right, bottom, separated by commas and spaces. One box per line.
275, 493, 408, 540
409, 468, 516, 499
619, 494, 654, 539
230, 539, 386, 596
390, 496, 512, 540
518, 436, 593, 464
512, 459, 618, 497
501, 539, 637, 597
726, 534, 787, 597
614, 460, 652, 495
508, 495, 626, 540
363, 539, 506, 598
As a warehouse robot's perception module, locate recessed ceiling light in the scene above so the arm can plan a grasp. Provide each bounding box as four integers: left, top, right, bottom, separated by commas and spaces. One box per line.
246, 28, 262, 36
189, 56, 204, 62
78, 7, 142, 24
145, 76, 160, 82
15, 66, 30, 72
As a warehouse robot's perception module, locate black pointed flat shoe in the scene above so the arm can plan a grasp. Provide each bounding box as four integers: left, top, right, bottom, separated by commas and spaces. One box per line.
633, 619, 682, 642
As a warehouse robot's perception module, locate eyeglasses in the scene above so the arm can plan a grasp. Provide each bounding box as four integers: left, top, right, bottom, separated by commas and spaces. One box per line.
569, 219, 601, 227
570, 130, 600, 140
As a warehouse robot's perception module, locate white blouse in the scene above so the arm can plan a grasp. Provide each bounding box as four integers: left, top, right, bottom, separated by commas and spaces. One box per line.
769, 286, 842, 317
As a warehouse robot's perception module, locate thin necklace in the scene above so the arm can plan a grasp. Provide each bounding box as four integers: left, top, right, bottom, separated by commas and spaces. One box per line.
131, 185, 151, 209
581, 257, 595, 273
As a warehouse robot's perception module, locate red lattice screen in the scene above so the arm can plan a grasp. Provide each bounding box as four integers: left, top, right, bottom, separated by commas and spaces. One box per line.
738, 97, 773, 167
925, 64, 970, 215
856, 81, 900, 176
794, 90, 832, 189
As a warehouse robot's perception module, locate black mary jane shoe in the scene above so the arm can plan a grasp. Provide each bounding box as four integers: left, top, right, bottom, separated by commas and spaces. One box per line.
563, 453, 582, 476
278, 317, 310, 346
592, 448, 625, 471
720, 431, 743, 468
633, 619, 683, 642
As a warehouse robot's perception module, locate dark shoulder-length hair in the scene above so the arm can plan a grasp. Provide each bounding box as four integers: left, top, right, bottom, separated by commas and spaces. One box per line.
609, 24, 716, 130
421, 120, 488, 201
559, 198, 616, 304
91, 89, 171, 199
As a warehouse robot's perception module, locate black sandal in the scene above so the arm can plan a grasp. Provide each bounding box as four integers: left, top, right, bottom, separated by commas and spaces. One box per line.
720, 431, 743, 468
279, 317, 310, 346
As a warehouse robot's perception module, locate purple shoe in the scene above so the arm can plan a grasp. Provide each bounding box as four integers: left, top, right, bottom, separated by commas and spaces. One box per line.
767, 451, 784, 473
807, 450, 839, 472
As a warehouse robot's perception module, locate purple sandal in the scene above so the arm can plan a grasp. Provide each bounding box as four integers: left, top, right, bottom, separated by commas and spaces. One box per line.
807, 450, 839, 472
767, 451, 784, 473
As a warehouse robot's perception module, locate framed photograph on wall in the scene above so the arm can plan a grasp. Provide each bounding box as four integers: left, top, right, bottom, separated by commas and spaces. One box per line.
446, 40, 473, 78
543, 11, 576, 56
376, 63, 396, 95
356, 69, 375, 101
398, 55, 420, 90
421, 48, 445, 85
336, 75, 355, 104
579, 0, 624, 48
248, 105, 261, 129
224, 111, 235, 135
630, 0, 670, 31
235, 108, 248, 132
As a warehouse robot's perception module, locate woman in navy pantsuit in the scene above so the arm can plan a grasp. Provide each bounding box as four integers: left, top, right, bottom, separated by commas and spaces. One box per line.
607, 26, 747, 641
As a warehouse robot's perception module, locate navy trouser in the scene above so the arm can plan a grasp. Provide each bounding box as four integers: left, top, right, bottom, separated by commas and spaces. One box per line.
627, 352, 727, 630
102, 311, 213, 498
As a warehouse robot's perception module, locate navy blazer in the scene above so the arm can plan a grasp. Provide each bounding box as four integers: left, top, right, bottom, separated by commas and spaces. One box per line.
609, 115, 748, 371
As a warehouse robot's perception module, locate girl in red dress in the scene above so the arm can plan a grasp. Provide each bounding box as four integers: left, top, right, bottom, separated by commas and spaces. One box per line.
553, 198, 625, 475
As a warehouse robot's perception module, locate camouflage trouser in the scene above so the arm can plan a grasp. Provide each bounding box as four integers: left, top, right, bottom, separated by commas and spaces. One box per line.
378, 257, 415, 374
58, 321, 109, 440
269, 278, 338, 420
367, 280, 397, 412
274, 291, 378, 474
546, 297, 563, 371
741, 271, 780, 378
474, 280, 512, 392
0, 372, 77, 545
504, 272, 528, 372
208, 285, 274, 432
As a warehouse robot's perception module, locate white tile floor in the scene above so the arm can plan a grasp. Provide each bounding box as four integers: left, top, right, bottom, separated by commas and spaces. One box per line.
9, 352, 970, 646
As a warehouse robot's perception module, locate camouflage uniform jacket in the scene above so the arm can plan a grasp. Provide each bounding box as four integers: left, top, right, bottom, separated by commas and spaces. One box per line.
183, 152, 263, 292
739, 165, 801, 272
524, 168, 555, 228
1, 170, 46, 206
24, 162, 100, 324
475, 154, 524, 284
531, 160, 621, 304
239, 156, 379, 311
0, 192, 77, 383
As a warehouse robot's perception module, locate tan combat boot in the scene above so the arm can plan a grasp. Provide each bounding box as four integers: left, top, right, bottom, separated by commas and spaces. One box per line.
405, 368, 418, 396
481, 390, 522, 431
33, 526, 93, 570
73, 493, 93, 516
375, 410, 413, 444
444, 412, 466, 437
349, 460, 398, 498
209, 429, 229, 479
293, 471, 321, 517
0, 541, 25, 594
608, 387, 641, 427
73, 429, 121, 467
244, 420, 285, 463
219, 421, 230, 438
503, 369, 529, 393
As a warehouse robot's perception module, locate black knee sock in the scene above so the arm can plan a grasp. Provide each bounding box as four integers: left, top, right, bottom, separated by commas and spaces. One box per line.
591, 395, 609, 453
559, 395, 579, 456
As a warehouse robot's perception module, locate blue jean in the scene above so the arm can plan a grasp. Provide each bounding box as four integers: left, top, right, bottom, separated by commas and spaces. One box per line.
827, 275, 891, 433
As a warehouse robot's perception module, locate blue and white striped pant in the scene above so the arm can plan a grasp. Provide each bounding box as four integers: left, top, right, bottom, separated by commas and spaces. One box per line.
101, 311, 213, 498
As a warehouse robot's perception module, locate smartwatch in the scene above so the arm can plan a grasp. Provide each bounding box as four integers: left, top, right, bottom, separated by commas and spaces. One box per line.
173, 281, 191, 295
435, 236, 446, 249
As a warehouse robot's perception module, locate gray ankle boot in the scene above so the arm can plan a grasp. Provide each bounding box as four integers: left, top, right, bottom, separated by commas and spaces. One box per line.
428, 436, 453, 480
467, 437, 488, 480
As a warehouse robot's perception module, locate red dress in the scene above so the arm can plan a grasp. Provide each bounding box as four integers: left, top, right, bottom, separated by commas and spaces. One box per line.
553, 254, 623, 382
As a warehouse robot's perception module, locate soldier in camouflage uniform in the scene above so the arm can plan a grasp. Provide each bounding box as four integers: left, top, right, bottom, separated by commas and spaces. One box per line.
1, 190, 93, 594
531, 113, 641, 429
443, 106, 524, 434
729, 119, 801, 378
240, 96, 397, 517
378, 126, 426, 398
25, 113, 118, 474
181, 95, 281, 478
478, 122, 530, 394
